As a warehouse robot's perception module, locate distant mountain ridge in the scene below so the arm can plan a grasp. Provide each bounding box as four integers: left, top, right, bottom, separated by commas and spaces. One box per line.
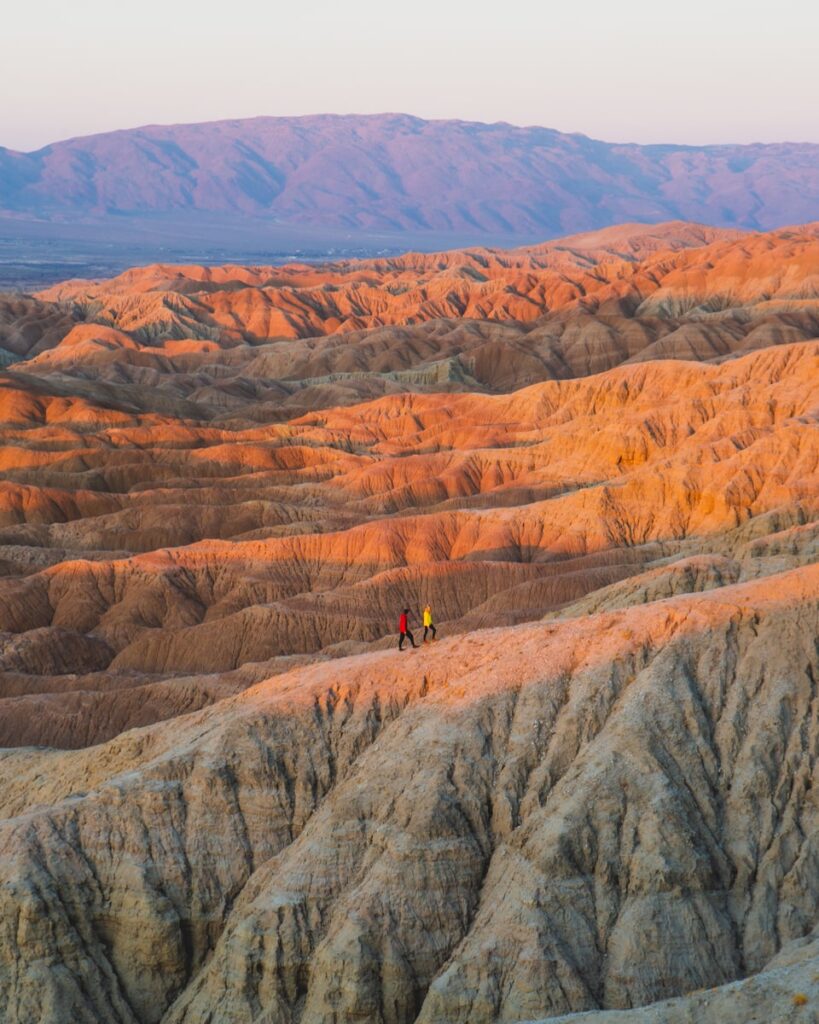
1, 113, 818, 247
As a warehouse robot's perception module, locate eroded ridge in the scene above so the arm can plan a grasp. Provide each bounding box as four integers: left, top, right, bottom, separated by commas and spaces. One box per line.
1, 222, 818, 1023
1, 566, 818, 1022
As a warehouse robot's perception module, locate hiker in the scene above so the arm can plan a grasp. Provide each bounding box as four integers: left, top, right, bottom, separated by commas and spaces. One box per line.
398, 608, 418, 650
423, 603, 437, 643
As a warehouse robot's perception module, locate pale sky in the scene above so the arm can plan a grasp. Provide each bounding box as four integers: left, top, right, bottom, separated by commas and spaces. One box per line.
3, 0, 817, 152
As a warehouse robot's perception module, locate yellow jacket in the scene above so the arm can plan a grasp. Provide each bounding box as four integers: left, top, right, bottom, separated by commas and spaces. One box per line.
423, 608, 433, 626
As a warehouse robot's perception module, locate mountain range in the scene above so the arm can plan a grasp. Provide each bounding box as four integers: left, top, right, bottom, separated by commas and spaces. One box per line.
2, 114, 819, 250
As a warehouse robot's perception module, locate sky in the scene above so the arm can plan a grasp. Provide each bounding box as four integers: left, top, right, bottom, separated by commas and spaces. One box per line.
2, 0, 818, 152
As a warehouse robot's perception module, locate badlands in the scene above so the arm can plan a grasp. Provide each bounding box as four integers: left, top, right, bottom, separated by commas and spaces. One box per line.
0, 221, 818, 1023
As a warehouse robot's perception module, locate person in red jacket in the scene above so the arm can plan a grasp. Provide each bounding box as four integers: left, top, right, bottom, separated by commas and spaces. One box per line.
398, 608, 418, 650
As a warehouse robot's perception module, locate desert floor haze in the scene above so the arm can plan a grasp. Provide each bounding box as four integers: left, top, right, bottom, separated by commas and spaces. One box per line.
1, 220, 819, 1024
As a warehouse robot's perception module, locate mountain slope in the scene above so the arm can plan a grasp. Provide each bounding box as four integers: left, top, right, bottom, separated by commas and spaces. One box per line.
1, 563, 818, 1023
2, 114, 819, 245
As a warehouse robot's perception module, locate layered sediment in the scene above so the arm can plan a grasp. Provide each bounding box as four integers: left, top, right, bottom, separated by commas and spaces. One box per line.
1, 222, 818, 1023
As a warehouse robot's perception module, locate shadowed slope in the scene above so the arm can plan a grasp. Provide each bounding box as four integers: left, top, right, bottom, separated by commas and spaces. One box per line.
1, 564, 818, 1023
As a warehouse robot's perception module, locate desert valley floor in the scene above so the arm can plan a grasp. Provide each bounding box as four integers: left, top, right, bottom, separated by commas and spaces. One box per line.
1, 221, 818, 1023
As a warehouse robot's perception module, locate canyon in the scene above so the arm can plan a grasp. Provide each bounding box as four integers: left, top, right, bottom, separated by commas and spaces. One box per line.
0, 220, 818, 1023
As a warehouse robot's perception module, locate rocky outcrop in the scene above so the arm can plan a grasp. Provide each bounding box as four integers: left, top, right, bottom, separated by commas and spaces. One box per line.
0, 295, 77, 361
1, 565, 818, 1023
544, 934, 819, 1023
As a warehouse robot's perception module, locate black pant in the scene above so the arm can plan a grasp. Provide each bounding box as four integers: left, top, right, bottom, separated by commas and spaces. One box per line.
399, 630, 417, 649
423, 624, 436, 641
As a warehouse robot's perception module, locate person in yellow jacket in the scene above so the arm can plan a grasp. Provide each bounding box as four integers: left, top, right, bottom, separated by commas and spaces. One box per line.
422, 604, 437, 643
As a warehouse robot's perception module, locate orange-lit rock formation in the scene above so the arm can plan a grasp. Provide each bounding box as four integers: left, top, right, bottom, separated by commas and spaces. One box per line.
1, 221, 818, 1024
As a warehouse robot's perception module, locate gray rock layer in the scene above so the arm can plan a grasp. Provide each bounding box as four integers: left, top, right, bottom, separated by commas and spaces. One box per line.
1, 564, 817, 1023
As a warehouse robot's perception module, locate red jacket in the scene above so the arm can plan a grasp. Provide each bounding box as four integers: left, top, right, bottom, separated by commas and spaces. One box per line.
399, 612, 408, 632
